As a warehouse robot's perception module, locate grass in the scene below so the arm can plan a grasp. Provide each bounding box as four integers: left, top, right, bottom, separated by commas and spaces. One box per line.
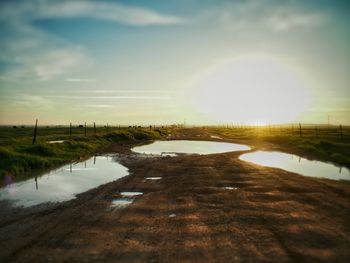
1, 124, 349, 183
0, 126, 171, 181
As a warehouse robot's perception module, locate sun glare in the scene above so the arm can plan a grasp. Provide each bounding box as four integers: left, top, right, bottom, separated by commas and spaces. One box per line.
192, 56, 310, 124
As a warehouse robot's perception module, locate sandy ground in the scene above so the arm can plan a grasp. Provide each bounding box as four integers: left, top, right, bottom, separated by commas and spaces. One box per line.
0, 128, 349, 262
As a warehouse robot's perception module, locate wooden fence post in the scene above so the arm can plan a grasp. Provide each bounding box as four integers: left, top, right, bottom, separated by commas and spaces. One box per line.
69, 122, 72, 137
299, 123, 302, 137
94, 122, 96, 135
84, 122, 87, 136
340, 125, 343, 140
32, 119, 38, 145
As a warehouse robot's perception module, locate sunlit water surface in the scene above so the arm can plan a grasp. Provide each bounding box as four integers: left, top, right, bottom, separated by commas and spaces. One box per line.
132, 140, 250, 156
0, 155, 128, 207
239, 151, 350, 181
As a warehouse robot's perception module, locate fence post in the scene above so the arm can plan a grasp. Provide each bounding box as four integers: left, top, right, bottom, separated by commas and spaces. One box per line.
84, 122, 87, 136
69, 122, 72, 137
340, 124, 343, 140
94, 122, 96, 135
32, 119, 38, 145
299, 123, 302, 137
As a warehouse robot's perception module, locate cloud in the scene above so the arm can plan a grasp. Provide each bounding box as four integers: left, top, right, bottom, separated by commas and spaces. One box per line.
34, 0, 184, 26
13, 94, 54, 110
212, 1, 326, 33
0, 0, 184, 81
266, 11, 323, 32
88, 90, 168, 94
65, 78, 96, 83
80, 104, 114, 108
0, 0, 184, 27
43, 95, 170, 100
34, 49, 91, 81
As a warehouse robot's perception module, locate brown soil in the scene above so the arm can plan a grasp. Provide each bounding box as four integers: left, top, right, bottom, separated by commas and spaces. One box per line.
1, 128, 349, 262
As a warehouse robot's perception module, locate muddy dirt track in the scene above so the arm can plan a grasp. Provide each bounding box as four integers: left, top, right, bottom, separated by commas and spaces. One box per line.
1, 128, 350, 262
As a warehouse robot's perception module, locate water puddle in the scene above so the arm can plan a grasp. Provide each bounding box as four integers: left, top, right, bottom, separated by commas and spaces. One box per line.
145, 177, 162, 180
0, 155, 128, 207
47, 140, 65, 144
111, 198, 133, 208
132, 140, 250, 156
110, 192, 143, 209
239, 151, 350, 181
120, 192, 143, 197
223, 186, 238, 190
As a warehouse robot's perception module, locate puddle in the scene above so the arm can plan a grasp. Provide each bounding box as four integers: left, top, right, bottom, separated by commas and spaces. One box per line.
239, 151, 350, 181
0, 155, 128, 207
111, 198, 133, 208
223, 186, 238, 190
120, 192, 143, 197
145, 177, 162, 180
47, 140, 65, 144
132, 140, 250, 156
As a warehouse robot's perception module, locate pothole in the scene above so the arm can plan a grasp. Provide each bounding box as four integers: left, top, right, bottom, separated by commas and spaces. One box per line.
145, 177, 162, 180
120, 192, 143, 197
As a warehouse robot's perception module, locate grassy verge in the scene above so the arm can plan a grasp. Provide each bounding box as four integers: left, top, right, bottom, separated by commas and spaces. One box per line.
0, 127, 170, 181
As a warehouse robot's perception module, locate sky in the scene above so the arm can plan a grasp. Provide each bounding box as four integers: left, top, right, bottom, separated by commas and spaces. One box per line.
0, 0, 349, 125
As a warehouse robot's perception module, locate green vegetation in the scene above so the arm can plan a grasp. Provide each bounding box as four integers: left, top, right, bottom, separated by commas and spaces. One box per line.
207, 125, 350, 167
1, 124, 349, 184
0, 126, 171, 181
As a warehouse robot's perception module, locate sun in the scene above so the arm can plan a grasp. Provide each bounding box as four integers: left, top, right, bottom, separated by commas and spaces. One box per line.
191, 55, 310, 124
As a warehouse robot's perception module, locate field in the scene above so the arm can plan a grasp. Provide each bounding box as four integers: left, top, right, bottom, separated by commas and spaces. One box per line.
0, 125, 171, 182
0, 126, 349, 262
1, 124, 349, 182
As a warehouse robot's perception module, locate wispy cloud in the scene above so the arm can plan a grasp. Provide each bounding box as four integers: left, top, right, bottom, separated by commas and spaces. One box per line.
266, 11, 323, 32
43, 95, 170, 100
0, 0, 185, 81
80, 104, 114, 108
13, 94, 54, 110
88, 90, 169, 94
211, 1, 326, 33
34, 0, 184, 26
65, 78, 96, 83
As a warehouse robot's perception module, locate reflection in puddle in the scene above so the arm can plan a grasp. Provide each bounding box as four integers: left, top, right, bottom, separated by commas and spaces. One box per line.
120, 192, 143, 197
223, 186, 238, 190
0, 155, 128, 207
111, 198, 133, 208
47, 140, 65, 144
239, 151, 350, 181
145, 177, 162, 180
132, 140, 250, 156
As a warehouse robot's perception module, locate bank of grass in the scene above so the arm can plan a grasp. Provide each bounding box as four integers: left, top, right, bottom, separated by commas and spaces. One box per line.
205, 126, 350, 168
0, 127, 170, 181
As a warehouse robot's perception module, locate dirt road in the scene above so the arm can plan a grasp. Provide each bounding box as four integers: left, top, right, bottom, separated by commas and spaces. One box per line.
1, 128, 349, 262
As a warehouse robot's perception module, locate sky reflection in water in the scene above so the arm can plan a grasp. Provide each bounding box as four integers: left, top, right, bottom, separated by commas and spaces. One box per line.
239, 151, 350, 181
132, 140, 250, 156
0, 155, 128, 207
